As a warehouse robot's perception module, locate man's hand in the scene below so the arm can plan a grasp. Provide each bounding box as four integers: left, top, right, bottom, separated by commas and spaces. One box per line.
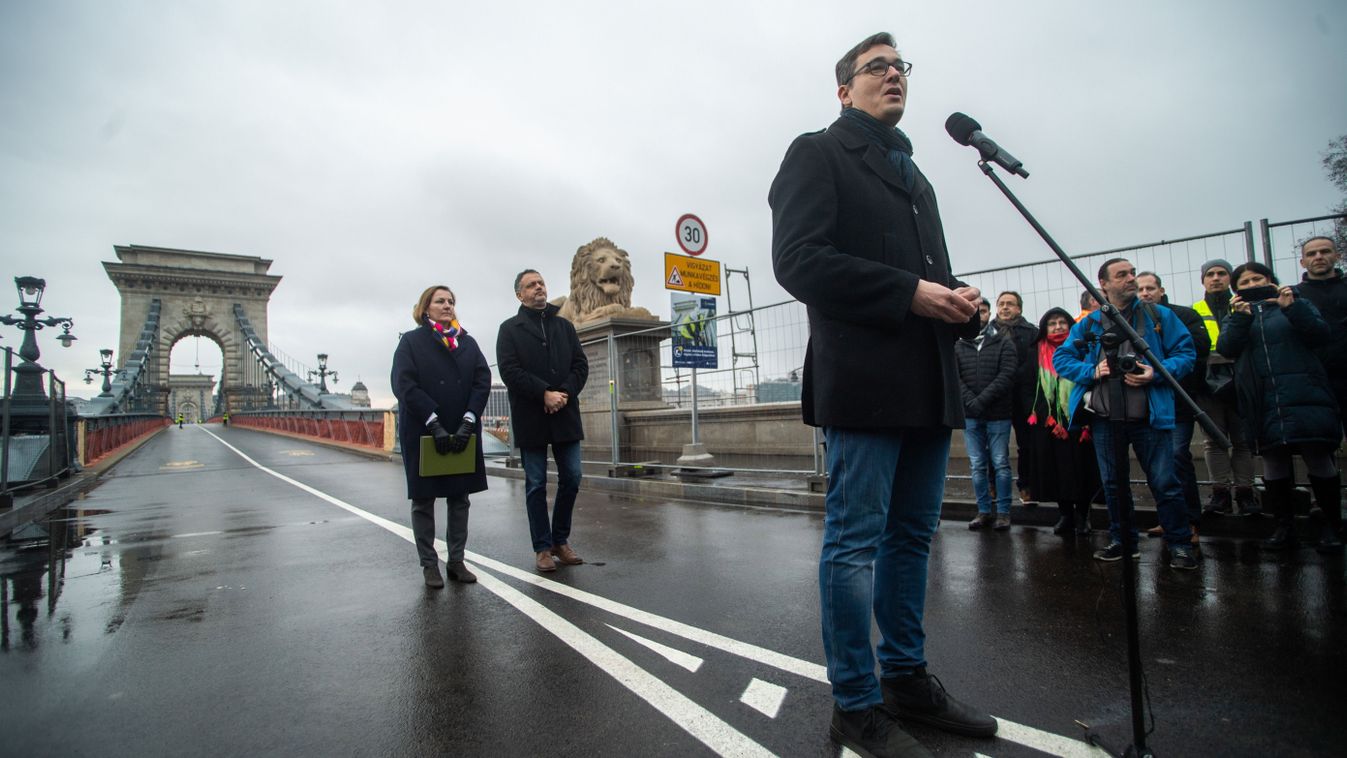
448, 416, 474, 453
543, 389, 568, 414
912, 280, 978, 324
426, 418, 453, 455
1094, 357, 1112, 380
1123, 362, 1154, 387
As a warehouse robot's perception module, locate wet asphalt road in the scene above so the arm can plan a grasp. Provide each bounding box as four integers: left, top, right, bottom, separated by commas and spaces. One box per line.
2, 424, 1344, 757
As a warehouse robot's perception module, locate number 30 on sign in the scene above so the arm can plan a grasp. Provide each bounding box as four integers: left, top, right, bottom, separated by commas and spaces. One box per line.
676, 213, 708, 256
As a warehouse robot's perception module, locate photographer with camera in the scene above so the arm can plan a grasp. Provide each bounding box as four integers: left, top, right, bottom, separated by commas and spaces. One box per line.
1217, 262, 1343, 553
1054, 258, 1199, 569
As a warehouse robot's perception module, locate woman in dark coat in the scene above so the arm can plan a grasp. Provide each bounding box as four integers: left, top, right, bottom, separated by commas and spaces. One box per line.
1218, 262, 1343, 553
1024, 307, 1101, 535
391, 285, 492, 586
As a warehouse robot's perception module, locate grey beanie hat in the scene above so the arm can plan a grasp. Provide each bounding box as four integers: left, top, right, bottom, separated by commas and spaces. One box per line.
1200, 258, 1233, 280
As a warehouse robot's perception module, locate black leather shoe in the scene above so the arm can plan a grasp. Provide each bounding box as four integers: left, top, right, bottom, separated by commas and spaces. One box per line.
446, 561, 478, 583
1315, 527, 1343, 554
1262, 526, 1297, 551
423, 566, 445, 589
881, 668, 997, 738
831, 705, 932, 758
1051, 517, 1073, 535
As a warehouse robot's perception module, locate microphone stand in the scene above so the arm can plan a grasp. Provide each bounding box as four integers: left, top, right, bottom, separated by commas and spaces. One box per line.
968, 159, 1232, 758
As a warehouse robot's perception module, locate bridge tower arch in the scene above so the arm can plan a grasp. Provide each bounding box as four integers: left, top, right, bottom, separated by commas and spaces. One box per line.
103, 244, 282, 415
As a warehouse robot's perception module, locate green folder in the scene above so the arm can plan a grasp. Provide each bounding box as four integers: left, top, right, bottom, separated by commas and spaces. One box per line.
419, 435, 477, 477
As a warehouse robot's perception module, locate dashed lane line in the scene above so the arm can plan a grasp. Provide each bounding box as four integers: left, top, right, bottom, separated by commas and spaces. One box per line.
199, 427, 1103, 758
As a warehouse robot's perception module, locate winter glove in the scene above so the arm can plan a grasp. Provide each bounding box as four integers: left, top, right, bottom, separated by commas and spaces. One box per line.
448, 416, 474, 454
427, 418, 453, 455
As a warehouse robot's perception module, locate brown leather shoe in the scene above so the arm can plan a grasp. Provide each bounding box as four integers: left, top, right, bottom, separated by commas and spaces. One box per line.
552, 543, 584, 565
535, 551, 557, 572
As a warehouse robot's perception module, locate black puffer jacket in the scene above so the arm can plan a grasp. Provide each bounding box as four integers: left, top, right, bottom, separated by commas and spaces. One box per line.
1216, 297, 1340, 452
956, 326, 1017, 420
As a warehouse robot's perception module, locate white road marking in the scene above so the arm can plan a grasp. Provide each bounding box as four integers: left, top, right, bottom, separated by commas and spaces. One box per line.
608, 624, 705, 672
173, 531, 224, 538
739, 678, 787, 719
464, 550, 829, 684
200, 427, 1106, 758
200, 428, 772, 757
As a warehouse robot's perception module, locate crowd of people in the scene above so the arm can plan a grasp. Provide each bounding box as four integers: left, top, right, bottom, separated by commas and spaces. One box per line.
956, 239, 1347, 567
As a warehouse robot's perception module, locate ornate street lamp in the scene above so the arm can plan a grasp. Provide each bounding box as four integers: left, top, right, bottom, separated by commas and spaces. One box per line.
84, 348, 126, 398
0, 276, 77, 403
309, 352, 339, 393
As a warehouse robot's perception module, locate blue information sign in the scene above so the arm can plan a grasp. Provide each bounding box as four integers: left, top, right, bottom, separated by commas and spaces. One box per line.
671, 294, 717, 369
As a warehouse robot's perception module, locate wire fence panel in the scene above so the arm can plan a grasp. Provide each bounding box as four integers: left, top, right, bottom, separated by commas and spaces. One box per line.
954, 226, 1255, 322
1262, 213, 1346, 285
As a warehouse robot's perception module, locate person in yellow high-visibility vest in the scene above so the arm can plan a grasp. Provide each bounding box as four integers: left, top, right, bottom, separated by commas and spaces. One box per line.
1191, 258, 1257, 515
176, 413, 184, 429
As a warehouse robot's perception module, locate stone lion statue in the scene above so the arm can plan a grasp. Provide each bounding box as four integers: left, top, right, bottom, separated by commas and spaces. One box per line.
552, 237, 655, 324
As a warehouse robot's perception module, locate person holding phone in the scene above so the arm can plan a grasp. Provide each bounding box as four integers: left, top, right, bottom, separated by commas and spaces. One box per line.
392, 285, 492, 587
1217, 262, 1343, 553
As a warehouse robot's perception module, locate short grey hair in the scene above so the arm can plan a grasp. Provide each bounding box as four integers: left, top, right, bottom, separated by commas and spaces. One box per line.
513, 269, 540, 294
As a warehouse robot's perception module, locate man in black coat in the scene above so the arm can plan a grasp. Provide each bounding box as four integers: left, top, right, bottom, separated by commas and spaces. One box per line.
990, 291, 1038, 503
957, 322, 1018, 530
496, 269, 589, 573
769, 31, 995, 758
1294, 236, 1347, 435
1138, 272, 1212, 537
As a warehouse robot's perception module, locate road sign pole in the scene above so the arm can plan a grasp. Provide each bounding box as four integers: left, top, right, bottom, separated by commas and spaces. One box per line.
689, 367, 699, 445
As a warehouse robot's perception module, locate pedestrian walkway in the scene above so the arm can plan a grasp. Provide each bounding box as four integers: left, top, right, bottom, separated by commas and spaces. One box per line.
1, 425, 1343, 756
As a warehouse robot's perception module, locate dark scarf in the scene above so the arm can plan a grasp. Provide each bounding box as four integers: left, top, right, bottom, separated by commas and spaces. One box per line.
1204, 289, 1232, 323
841, 107, 916, 191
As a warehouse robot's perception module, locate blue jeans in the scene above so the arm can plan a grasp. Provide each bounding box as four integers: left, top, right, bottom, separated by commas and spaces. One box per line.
1089, 420, 1192, 548
964, 418, 1012, 515
820, 426, 950, 711
520, 441, 582, 552
1171, 419, 1200, 525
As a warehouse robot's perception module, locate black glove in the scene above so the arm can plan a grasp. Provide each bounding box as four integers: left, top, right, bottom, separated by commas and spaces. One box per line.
427, 418, 453, 455
448, 417, 474, 454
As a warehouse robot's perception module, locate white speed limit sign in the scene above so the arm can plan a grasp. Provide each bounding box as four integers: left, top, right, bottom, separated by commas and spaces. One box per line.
676, 213, 708, 256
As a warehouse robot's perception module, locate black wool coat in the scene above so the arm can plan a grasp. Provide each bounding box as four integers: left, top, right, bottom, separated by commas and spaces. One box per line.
769, 115, 979, 429
391, 325, 492, 499
496, 303, 589, 447
994, 316, 1039, 409
1216, 298, 1341, 453
956, 329, 1018, 420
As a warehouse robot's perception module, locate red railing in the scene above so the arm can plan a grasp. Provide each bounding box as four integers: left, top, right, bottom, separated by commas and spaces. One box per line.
81, 414, 170, 464
231, 409, 390, 451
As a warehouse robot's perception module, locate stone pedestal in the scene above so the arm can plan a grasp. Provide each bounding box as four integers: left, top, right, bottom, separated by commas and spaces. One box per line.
572, 316, 669, 463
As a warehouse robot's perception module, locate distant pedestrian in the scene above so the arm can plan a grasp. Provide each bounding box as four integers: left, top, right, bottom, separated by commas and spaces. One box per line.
957, 317, 1018, 530
176, 412, 184, 429
990, 291, 1038, 504
392, 284, 491, 588
1292, 236, 1347, 437
770, 31, 996, 757
1193, 258, 1259, 515
1054, 258, 1199, 570
496, 269, 589, 573
1137, 272, 1209, 547
1023, 307, 1101, 536
222, 411, 230, 427
1218, 262, 1343, 553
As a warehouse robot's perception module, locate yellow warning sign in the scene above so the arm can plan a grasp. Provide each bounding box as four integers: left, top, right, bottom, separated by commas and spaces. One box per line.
664, 252, 721, 295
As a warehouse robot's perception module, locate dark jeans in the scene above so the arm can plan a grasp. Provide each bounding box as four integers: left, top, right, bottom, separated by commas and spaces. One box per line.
1172, 418, 1200, 525
411, 494, 470, 566
520, 441, 582, 552
1090, 420, 1192, 548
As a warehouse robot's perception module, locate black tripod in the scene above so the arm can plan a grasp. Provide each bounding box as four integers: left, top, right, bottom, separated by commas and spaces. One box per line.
960, 156, 1231, 757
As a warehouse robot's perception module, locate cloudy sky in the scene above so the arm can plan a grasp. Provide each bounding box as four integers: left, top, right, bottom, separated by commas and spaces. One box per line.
2, 0, 1344, 408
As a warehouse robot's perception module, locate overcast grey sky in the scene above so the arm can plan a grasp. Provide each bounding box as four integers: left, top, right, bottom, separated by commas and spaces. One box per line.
2, 0, 1344, 408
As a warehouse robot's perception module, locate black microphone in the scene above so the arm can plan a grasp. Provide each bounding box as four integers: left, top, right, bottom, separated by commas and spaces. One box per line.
945, 112, 1030, 178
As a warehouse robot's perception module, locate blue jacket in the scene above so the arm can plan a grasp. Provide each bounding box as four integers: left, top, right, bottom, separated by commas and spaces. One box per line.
1053, 300, 1196, 430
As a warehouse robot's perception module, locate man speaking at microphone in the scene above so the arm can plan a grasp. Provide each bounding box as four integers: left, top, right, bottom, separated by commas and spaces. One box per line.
769, 32, 996, 758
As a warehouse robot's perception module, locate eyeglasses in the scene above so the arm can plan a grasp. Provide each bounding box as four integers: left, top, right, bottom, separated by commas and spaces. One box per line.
845, 57, 912, 83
